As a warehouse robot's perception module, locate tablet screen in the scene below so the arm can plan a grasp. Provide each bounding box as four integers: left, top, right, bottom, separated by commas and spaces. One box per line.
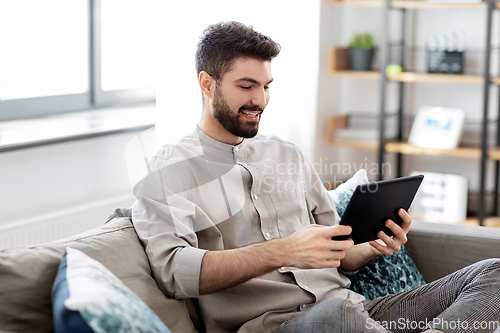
332, 174, 424, 244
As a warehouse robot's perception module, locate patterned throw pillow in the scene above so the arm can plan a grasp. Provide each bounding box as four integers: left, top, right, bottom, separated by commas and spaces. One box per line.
51, 248, 172, 333
328, 169, 427, 301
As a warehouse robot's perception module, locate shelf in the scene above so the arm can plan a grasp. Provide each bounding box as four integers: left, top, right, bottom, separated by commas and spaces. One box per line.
327, 115, 379, 149
331, 0, 489, 8
328, 139, 379, 150
326, 115, 500, 159
385, 142, 482, 158
387, 72, 484, 84
330, 70, 381, 79
329, 138, 500, 161
329, 48, 487, 83
330, 139, 496, 159
414, 217, 500, 228
330, 69, 486, 84
462, 217, 500, 228
330, 0, 383, 7
392, 1, 487, 8
488, 147, 500, 160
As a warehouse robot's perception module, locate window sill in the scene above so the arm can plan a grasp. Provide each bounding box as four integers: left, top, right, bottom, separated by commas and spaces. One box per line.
0, 103, 155, 153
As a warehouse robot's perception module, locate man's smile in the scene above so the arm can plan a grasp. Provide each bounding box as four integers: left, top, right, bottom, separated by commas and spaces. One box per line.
240, 110, 262, 121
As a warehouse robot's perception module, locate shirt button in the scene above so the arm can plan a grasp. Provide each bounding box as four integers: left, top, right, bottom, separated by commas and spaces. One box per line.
281, 266, 286, 270
300, 304, 308, 311
253, 194, 258, 200
234, 146, 240, 152
265, 232, 271, 239
303, 285, 309, 290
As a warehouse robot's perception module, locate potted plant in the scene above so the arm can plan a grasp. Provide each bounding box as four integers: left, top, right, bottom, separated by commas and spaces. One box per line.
348, 33, 375, 71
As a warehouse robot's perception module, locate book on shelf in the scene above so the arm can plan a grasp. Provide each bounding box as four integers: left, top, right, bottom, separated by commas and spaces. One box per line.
409, 171, 468, 223
408, 106, 466, 150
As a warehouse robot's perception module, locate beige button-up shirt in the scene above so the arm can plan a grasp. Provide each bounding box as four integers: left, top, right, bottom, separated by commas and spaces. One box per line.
132, 127, 364, 333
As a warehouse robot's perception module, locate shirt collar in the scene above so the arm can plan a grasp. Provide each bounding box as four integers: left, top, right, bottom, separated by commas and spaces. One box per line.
196, 126, 245, 152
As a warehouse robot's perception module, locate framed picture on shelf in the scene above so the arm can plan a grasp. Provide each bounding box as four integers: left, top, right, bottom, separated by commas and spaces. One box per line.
408, 106, 466, 150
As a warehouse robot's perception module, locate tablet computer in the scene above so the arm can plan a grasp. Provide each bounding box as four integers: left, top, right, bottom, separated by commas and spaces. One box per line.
332, 174, 424, 245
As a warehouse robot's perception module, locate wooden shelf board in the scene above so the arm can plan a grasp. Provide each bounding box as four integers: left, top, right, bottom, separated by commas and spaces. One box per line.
328, 139, 379, 150
387, 72, 484, 84
331, 0, 488, 8
488, 147, 500, 160
462, 217, 500, 228
385, 142, 482, 158
491, 77, 500, 85
330, 70, 381, 79
392, 1, 486, 8
330, 0, 382, 7
414, 217, 500, 228
329, 70, 485, 84
329, 138, 500, 161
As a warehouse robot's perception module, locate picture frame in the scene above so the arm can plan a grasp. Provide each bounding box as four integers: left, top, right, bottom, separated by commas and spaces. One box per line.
408, 106, 466, 150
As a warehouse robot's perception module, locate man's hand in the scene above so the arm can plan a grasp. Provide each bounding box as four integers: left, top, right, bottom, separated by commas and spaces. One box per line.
283, 224, 354, 269
340, 208, 412, 272
368, 208, 412, 256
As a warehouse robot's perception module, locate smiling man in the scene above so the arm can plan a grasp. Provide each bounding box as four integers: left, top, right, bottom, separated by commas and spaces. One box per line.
132, 21, 500, 333
198, 56, 271, 145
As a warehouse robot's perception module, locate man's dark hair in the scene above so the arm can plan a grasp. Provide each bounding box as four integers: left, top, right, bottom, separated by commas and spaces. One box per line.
195, 21, 281, 81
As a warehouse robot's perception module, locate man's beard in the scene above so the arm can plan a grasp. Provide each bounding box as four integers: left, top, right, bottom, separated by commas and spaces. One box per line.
212, 88, 263, 139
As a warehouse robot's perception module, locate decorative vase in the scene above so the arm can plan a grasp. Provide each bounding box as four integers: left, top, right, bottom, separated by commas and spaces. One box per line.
349, 48, 374, 71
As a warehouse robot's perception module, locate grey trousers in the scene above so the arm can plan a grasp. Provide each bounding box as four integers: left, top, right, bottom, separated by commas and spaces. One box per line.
273, 259, 500, 333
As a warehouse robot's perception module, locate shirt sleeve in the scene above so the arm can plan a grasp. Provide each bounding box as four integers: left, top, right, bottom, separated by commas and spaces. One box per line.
131, 156, 211, 299
300, 150, 341, 227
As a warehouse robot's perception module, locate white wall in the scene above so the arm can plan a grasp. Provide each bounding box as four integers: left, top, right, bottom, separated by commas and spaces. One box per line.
155, 0, 321, 161
0, 132, 138, 227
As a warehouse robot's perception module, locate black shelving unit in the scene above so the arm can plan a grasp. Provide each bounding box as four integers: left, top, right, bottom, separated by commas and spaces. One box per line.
377, 0, 496, 226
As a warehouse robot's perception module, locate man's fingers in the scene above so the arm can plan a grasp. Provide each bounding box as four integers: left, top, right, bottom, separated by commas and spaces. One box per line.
398, 208, 412, 233
385, 219, 404, 239
329, 238, 354, 251
329, 225, 352, 237
377, 229, 396, 248
369, 238, 393, 256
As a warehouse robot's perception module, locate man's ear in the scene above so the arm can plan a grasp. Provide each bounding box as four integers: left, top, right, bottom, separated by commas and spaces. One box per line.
199, 71, 215, 100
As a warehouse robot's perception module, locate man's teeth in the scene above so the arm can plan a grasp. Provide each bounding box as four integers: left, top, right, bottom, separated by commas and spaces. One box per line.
242, 111, 259, 117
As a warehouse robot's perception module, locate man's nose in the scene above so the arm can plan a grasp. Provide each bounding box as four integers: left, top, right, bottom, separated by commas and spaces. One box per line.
251, 88, 268, 108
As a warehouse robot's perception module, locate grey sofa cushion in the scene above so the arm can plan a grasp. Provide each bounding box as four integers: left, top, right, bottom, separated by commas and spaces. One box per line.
0, 215, 196, 333
407, 220, 500, 282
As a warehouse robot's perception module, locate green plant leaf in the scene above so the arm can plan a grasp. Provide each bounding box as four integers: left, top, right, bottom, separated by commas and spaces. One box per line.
348, 33, 375, 50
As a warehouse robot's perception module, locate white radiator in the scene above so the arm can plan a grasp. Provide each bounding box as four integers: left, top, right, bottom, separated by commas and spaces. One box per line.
0, 194, 135, 250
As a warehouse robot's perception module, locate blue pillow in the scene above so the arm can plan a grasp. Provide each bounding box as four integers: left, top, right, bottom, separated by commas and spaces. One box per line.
51, 248, 172, 333
328, 169, 427, 300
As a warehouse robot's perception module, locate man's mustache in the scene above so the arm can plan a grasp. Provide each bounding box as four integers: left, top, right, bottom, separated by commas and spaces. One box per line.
239, 105, 264, 113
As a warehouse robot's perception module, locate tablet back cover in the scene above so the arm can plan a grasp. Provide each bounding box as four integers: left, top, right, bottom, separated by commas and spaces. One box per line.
339, 175, 423, 244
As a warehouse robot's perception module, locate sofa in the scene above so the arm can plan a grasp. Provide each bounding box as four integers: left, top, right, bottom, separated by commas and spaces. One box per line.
2, 207, 500, 333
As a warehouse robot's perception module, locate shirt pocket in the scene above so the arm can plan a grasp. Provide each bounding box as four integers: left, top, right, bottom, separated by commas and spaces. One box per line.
270, 178, 310, 237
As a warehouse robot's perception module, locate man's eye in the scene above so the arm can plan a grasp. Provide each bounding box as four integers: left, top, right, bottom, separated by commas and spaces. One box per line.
240, 86, 251, 90
264, 86, 270, 90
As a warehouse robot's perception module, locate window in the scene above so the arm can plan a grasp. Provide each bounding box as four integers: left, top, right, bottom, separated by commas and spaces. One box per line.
0, 0, 156, 121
